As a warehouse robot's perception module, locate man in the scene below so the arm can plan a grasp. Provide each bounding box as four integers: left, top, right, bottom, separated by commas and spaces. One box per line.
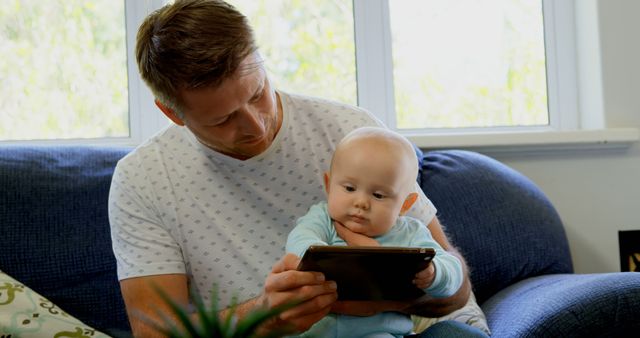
109, 0, 480, 336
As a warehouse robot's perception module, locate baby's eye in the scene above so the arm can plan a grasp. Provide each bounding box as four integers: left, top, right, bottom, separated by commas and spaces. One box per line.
373, 192, 385, 199
344, 185, 356, 192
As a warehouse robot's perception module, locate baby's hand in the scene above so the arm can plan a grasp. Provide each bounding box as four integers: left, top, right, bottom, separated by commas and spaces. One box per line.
333, 221, 380, 247
413, 263, 435, 289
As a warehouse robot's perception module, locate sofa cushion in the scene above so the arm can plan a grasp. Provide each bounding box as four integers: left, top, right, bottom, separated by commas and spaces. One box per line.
420, 150, 573, 304
482, 273, 640, 337
0, 270, 111, 337
412, 291, 490, 335
0, 146, 132, 334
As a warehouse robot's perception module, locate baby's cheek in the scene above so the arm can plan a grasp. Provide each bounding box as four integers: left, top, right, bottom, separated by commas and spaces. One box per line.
326, 201, 343, 221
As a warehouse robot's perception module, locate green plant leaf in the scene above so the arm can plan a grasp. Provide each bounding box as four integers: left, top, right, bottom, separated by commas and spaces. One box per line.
152, 283, 203, 337
144, 282, 296, 337
221, 295, 240, 336
191, 284, 218, 336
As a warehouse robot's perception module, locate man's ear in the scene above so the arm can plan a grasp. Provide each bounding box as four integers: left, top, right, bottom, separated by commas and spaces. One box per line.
400, 192, 418, 215
155, 99, 185, 126
323, 172, 330, 194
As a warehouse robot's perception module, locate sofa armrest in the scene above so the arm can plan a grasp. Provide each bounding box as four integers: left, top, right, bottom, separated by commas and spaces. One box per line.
481, 272, 640, 337
419, 150, 573, 304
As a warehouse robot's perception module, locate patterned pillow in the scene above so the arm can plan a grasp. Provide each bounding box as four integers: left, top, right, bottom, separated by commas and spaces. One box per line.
0, 270, 111, 338
411, 291, 491, 335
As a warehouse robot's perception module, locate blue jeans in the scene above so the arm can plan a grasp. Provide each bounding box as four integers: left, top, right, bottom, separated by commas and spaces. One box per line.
406, 320, 489, 338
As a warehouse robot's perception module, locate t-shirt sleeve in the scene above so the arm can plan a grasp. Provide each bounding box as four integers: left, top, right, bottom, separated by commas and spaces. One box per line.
108, 155, 186, 280
405, 182, 438, 226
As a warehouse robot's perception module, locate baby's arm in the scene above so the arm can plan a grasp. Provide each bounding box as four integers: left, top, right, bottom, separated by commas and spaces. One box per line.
409, 220, 463, 298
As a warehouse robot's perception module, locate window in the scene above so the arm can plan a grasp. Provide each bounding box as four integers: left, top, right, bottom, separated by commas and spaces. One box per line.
229, 0, 357, 106
388, 0, 548, 130
0, 0, 167, 144
1, 1, 129, 141
230, 0, 573, 136
7, 1, 617, 148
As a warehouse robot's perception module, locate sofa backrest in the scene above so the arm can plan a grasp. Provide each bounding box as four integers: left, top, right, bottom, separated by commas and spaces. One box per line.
419, 150, 574, 304
0, 145, 572, 328
0, 146, 132, 334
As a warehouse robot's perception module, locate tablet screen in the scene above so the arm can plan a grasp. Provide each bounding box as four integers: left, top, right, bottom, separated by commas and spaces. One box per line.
297, 245, 436, 301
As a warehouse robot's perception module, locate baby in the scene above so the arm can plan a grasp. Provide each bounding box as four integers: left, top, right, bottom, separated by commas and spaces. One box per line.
286, 126, 463, 338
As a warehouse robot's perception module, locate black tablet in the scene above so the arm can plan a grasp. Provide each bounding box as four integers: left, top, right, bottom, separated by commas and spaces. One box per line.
297, 245, 436, 301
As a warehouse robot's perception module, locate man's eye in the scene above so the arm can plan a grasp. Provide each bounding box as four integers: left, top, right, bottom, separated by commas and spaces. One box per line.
212, 114, 233, 126
250, 89, 264, 103
373, 193, 385, 199
216, 117, 230, 125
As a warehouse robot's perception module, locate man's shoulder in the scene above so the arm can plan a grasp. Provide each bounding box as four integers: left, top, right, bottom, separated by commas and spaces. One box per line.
280, 91, 384, 134
116, 125, 183, 168
282, 91, 372, 116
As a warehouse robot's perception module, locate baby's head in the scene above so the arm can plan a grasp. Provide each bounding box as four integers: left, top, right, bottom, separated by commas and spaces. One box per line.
324, 127, 419, 237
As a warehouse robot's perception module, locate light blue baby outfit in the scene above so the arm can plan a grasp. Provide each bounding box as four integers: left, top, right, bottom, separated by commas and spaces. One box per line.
285, 202, 463, 338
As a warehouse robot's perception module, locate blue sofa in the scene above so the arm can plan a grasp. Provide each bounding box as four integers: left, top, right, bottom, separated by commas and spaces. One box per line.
1, 146, 639, 337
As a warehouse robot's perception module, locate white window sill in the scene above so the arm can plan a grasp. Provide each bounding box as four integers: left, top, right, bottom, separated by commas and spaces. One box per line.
407, 128, 639, 154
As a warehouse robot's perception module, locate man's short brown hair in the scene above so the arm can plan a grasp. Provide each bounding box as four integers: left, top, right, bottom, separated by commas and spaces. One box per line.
135, 0, 257, 115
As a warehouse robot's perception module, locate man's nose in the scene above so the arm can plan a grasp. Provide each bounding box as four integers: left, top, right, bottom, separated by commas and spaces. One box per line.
238, 107, 265, 135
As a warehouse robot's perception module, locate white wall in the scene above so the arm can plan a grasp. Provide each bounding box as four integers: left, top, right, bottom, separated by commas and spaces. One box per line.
487, 0, 640, 274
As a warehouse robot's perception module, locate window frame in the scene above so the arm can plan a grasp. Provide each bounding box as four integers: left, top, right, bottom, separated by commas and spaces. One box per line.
0, 0, 168, 146
353, 0, 636, 151
5, 0, 636, 150
353, 0, 576, 133
124, 0, 170, 146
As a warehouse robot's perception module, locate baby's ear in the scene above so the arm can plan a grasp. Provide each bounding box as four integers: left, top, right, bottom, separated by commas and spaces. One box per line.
400, 192, 419, 215
323, 172, 330, 194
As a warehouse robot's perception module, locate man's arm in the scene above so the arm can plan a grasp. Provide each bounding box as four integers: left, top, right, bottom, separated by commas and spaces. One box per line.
121, 254, 338, 337
120, 274, 190, 338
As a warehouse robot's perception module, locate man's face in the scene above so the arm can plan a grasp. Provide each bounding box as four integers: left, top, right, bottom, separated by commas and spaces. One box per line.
325, 141, 410, 237
177, 54, 281, 160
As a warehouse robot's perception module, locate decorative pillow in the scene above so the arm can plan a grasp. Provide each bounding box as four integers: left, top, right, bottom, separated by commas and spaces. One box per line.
411, 291, 491, 335
0, 270, 111, 338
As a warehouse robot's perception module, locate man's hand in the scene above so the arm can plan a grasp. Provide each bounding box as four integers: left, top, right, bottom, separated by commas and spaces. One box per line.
334, 221, 380, 247
260, 253, 338, 334
413, 263, 435, 289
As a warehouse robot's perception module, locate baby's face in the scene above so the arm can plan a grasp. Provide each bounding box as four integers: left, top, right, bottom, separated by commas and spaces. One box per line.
325, 142, 410, 237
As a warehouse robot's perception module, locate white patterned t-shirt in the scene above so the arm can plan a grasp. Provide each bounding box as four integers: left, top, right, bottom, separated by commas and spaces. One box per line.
108, 91, 437, 307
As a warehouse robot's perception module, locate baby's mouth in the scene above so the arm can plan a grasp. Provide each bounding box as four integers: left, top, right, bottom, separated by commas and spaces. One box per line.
349, 215, 366, 223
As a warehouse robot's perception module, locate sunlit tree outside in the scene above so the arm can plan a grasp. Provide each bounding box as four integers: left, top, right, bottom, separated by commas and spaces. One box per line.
227, 0, 357, 106
0, 0, 128, 141
0, 0, 549, 141
389, 0, 548, 129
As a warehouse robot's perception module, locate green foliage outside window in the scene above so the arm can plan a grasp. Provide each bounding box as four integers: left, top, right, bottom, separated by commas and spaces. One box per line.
0, 0, 128, 141
391, 0, 549, 129
228, 0, 357, 106
1, 0, 550, 142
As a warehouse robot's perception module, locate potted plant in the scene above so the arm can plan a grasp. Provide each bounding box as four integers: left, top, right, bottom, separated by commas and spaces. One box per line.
143, 285, 293, 338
